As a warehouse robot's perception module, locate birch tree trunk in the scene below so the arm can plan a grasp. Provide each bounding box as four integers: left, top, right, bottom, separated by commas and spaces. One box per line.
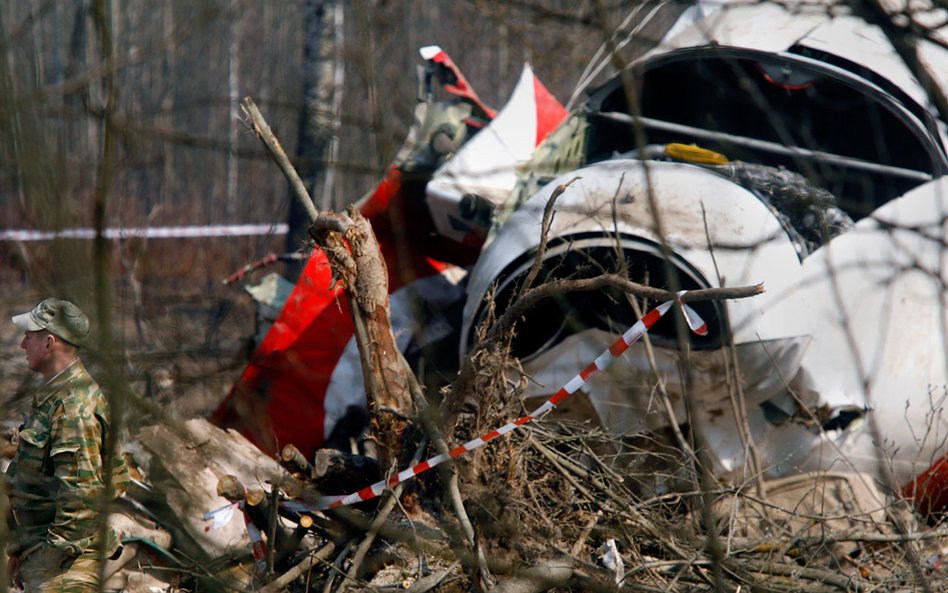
286, 0, 340, 281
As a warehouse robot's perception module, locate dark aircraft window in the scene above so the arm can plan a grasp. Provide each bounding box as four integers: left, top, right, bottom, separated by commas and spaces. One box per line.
584, 52, 942, 219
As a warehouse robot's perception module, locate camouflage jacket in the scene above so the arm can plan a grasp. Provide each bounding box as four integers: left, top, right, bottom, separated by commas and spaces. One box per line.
6, 360, 130, 558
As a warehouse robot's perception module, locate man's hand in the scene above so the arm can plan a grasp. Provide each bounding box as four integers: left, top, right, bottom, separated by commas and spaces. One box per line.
7, 552, 22, 589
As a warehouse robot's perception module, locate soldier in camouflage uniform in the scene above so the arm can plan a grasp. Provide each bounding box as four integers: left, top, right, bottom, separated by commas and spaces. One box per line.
5, 299, 130, 593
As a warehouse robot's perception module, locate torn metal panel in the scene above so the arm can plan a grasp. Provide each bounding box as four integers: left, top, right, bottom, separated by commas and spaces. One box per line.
461, 159, 824, 484
461, 159, 810, 359
244, 272, 295, 348
779, 178, 948, 487
534, 1, 948, 225
669, 180, 947, 489
521, 329, 807, 437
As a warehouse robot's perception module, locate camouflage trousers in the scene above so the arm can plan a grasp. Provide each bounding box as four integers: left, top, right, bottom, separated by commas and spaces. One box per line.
20, 545, 99, 593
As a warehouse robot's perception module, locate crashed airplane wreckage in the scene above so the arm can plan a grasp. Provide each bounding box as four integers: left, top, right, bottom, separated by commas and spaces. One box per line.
216, 4, 948, 502
125, 0, 948, 587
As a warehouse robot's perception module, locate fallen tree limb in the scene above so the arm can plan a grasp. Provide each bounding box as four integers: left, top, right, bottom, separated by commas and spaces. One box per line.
491, 559, 575, 593
727, 558, 864, 592
258, 541, 336, 593
728, 524, 948, 549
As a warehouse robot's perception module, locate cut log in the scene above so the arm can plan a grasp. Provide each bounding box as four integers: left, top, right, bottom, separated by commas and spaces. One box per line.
281, 443, 314, 476
127, 417, 288, 579
217, 474, 266, 506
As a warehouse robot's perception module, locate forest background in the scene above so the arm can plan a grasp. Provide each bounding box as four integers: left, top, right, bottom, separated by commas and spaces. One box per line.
0, 0, 663, 419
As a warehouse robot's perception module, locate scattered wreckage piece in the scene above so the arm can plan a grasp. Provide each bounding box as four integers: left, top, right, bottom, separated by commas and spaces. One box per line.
102, 507, 178, 593
425, 62, 567, 245
705, 471, 891, 564
760, 177, 948, 510
460, 160, 809, 469
212, 46, 567, 461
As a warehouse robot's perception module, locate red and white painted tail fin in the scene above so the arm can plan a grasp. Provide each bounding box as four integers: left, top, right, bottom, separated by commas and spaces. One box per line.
426, 63, 568, 245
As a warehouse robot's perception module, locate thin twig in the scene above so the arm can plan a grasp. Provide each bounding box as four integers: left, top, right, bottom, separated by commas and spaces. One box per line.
258, 541, 336, 593
487, 274, 763, 346
240, 96, 319, 222
518, 177, 582, 297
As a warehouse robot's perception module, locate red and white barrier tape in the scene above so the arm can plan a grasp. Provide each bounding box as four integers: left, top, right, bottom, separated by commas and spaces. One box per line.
299, 294, 705, 512
203, 500, 269, 572
244, 509, 268, 572
0, 223, 288, 242
205, 293, 707, 527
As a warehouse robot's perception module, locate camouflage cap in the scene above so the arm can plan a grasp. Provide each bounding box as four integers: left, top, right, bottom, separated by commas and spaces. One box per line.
12, 298, 90, 346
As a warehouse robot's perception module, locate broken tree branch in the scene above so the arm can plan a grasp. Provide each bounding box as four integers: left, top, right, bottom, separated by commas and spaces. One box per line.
216, 474, 265, 507
244, 102, 413, 473
518, 177, 581, 296
487, 274, 763, 346
308, 207, 414, 472
282, 443, 315, 476
240, 96, 319, 222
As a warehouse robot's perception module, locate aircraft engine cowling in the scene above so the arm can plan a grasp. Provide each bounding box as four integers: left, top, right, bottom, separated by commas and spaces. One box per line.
461, 159, 813, 473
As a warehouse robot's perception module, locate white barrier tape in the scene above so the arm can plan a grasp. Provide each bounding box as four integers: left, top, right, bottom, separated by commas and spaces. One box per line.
305, 295, 707, 511
203, 502, 239, 532
203, 500, 268, 572
0, 223, 288, 241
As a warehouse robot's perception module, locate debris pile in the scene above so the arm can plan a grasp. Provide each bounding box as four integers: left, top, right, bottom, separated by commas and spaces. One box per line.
116, 404, 948, 593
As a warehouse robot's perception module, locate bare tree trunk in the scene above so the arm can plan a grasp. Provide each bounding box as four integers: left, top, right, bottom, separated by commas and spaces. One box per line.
286, 0, 339, 280
319, 1, 345, 212
225, 0, 241, 223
